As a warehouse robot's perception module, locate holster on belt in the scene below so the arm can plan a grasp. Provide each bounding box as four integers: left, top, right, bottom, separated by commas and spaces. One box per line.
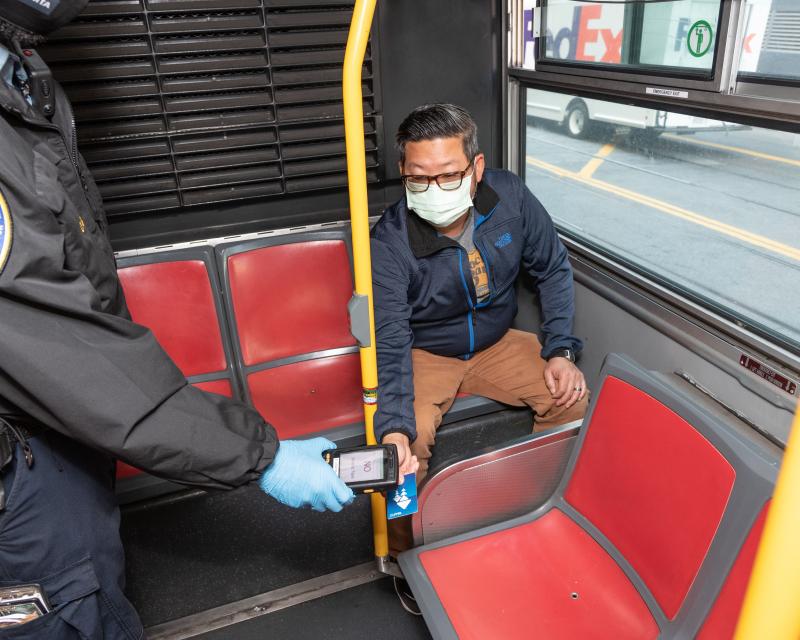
0, 418, 38, 512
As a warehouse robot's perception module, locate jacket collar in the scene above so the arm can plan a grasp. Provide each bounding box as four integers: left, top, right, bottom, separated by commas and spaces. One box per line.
406, 180, 501, 258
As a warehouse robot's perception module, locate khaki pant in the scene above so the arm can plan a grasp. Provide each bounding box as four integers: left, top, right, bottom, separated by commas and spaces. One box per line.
388, 329, 589, 555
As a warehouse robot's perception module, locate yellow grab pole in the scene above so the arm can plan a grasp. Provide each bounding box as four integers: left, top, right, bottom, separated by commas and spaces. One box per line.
734, 402, 800, 640
342, 0, 387, 559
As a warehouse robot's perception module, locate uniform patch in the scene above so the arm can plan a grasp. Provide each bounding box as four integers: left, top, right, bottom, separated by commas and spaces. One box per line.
0, 190, 11, 276
18, 0, 59, 16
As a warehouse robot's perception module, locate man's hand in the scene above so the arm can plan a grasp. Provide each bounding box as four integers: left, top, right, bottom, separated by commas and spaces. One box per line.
382, 432, 419, 481
544, 357, 587, 409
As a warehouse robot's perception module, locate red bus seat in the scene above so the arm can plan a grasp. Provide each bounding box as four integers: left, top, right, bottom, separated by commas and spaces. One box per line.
116, 248, 239, 479
217, 232, 362, 438
398, 354, 778, 640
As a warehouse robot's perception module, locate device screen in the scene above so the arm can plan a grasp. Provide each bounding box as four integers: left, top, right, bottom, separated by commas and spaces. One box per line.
335, 449, 385, 482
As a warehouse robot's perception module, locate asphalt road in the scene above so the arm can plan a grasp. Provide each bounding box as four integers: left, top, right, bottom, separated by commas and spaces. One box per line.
524, 119, 800, 348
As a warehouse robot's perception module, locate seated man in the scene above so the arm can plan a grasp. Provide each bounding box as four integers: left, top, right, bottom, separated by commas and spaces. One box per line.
371, 103, 589, 560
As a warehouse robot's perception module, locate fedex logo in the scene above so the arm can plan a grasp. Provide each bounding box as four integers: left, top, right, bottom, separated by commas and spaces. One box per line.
524, 6, 623, 64
522, 3, 765, 70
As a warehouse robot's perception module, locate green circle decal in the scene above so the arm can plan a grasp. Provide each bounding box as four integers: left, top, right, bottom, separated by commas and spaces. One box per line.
687, 19, 713, 58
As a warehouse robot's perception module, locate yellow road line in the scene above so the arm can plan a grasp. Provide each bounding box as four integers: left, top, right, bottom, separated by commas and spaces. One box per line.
526, 155, 800, 263
662, 133, 800, 168
577, 143, 616, 179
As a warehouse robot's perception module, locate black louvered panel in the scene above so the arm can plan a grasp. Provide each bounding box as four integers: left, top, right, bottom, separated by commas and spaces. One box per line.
277, 99, 373, 123
286, 168, 378, 193
168, 107, 276, 133
154, 32, 266, 54
172, 128, 277, 153
90, 157, 174, 182
42, 0, 382, 218
266, 7, 352, 29
280, 118, 375, 142
80, 1, 143, 16
183, 179, 283, 205
157, 54, 269, 75
68, 79, 159, 103
150, 12, 264, 34
102, 175, 178, 199
80, 118, 167, 139
81, 139, 171, 163
283, 136, 374, 160
285, 150, 378, 177
74, 98, 163, 121
176, 146, 280, 171
45, 39, 151, 60
55, 60, 155, 81
107, 194, 182, 216
148, 0, 261, 10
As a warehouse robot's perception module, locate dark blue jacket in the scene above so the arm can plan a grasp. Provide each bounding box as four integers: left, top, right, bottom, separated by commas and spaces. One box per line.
371, 169, 582, 442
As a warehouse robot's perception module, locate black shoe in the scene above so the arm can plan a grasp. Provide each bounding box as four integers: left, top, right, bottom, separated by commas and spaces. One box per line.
393, 576, 422, 616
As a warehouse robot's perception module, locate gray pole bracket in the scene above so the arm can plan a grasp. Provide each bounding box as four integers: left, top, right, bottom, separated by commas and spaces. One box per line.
348, 293, 372, 348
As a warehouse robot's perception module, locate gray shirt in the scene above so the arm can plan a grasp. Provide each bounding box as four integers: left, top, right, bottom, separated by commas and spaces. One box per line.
452, 209, 490, 301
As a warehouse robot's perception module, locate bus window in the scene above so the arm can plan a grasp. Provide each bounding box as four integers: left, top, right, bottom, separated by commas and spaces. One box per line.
524, 87, 800, 350
528, 0, 723, 73
738, 0, 800, 81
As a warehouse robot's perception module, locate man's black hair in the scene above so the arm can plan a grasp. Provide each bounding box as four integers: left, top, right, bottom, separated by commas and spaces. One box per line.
396, 104, 479, 164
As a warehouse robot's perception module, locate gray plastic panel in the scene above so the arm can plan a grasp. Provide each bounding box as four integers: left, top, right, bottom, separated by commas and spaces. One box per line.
413, 424, 579, 546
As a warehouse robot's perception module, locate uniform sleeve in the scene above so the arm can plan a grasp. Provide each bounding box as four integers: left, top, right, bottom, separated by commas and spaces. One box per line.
0, 182, 277, 490
371, 236, 417, 443
518, 181, 584, 357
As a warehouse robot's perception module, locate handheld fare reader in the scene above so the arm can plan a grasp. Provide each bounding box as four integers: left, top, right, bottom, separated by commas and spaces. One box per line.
323, 444, 399, 494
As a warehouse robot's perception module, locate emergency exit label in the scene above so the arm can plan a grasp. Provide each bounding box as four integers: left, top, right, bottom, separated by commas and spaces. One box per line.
687, 20, 713, 58
646, 87, 689, 99
739, 355, 797, 396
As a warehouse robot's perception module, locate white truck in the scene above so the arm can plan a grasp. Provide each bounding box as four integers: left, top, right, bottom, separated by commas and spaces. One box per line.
526, 88, 742, 139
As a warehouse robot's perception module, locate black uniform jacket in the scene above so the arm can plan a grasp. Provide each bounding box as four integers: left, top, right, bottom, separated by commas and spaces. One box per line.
0, 67, 277, 489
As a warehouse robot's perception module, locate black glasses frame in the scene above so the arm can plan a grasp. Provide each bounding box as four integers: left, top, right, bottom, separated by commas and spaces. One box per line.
400, 160, 475, 193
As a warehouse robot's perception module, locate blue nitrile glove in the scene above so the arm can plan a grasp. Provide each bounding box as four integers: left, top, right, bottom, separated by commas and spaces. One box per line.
259, 438, 355, 512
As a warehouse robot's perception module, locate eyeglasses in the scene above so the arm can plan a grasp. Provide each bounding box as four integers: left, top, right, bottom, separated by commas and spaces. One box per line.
401, 160, 474, 193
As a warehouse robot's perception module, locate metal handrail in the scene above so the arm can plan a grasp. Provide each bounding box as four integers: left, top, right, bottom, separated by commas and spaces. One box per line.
734, 403, 800, 639
342, 0, 388, 562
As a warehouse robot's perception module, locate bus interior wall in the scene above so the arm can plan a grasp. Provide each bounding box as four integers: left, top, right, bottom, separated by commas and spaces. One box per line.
513, 260, 794, 446
42, 0, 504, 251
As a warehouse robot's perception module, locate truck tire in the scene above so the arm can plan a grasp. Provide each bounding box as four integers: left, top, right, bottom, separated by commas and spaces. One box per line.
565, 101, 591, 139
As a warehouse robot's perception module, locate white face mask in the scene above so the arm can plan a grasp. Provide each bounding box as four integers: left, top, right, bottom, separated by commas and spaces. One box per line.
405, 171, 474, 228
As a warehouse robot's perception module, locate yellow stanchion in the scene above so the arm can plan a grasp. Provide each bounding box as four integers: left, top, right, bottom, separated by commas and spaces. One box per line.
734, 402, 800, 639
342, 0, 387, 559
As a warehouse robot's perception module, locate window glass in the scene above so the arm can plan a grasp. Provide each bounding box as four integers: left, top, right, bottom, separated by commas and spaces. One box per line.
739, 0, 800, 81
522, 0, 722, 72
524, 87, 800, 348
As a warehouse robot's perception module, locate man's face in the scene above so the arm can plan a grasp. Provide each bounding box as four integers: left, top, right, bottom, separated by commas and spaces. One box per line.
400, 137, 485, 196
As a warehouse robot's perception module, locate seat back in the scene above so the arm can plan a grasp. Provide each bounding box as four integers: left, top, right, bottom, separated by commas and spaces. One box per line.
117, 248, 239, 478
564, 376, 736, 619
217, 232, 362, 438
